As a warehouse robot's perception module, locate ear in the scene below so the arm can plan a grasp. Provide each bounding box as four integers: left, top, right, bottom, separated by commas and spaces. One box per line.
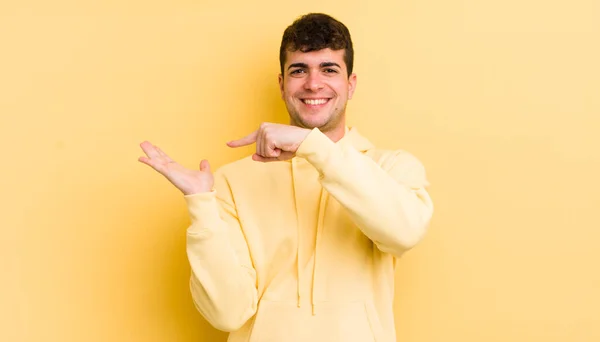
278, 74, 284, 99
347, 73, 357, 100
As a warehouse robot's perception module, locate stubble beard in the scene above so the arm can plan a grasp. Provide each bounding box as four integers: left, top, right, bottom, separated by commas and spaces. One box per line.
287, 102, 347, 133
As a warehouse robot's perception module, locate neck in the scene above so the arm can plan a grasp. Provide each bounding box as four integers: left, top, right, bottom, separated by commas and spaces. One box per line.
290, 116, 347, 142
321, 123, 346, 142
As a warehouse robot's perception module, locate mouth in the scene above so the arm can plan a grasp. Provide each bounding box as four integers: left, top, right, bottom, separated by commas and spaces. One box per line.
301, 98, 331, 108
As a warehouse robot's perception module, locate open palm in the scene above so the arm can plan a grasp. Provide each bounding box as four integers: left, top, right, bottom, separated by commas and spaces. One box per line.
138, 141, 213, 195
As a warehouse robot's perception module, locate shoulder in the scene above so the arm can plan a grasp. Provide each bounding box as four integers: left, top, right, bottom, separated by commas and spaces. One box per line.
346, 127, 426, 171
213, 154, 288, 186
214, 155, 256, 178
209, 156, 257, 201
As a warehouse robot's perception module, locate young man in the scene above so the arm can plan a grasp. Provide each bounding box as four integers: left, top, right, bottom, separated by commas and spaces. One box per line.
139, 13, 433, 342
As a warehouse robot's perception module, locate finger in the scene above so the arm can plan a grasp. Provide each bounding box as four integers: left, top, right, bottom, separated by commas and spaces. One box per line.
227, 131, 258, 148
257, 128, 264, 157
199, 159, 211, 172
260, 132, 280, 158
252, 154, 278, 163
278, 151, 294, 161
266, 141, 281, 158
138, 156, 151, 165
251, 151, 293, 163
140, 141, 161, 159
138, 156, 167, 174
155, 146, 173, 163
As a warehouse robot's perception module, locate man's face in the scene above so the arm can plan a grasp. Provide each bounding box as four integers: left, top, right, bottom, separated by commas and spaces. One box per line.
279, 48, 357, 132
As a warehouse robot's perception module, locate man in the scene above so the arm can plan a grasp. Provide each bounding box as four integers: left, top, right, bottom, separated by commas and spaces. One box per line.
139, 13, 433, 342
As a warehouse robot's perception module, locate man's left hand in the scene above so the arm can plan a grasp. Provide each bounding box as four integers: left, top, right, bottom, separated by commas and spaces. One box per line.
227, 123, 311, 162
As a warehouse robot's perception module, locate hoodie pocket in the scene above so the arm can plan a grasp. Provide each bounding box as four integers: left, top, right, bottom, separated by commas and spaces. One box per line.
248, 300, 384, 342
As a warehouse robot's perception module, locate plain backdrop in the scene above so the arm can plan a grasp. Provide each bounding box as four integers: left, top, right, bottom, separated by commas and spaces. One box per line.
1, 1, 599, 341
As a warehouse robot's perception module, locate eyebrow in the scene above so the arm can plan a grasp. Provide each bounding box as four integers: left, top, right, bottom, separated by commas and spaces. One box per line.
288, 63, 308, 70
320, 62, 341, 69
287, 62, 342, 70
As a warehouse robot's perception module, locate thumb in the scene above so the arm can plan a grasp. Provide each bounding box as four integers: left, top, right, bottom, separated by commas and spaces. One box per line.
199, 159, 211, 172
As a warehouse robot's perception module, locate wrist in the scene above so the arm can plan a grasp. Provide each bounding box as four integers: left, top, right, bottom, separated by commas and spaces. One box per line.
183, 186, 213, 196
294, 128, 312, 149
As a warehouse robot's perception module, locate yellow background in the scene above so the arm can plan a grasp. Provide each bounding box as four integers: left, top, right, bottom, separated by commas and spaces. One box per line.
1, 0, 598, 341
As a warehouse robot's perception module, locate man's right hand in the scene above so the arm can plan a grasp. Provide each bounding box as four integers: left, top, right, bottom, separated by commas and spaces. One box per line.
138, 141, 214, 195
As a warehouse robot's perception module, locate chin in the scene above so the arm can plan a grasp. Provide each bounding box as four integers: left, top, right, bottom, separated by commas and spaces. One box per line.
299, 118, 329, 129
295, 112, 327, 126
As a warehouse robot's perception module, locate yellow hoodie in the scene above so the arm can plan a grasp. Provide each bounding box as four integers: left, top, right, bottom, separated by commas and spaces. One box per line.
184, 127, 433, 342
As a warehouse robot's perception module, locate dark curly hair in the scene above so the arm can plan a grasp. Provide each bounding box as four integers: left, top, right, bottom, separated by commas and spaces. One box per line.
279, 13, 354, 77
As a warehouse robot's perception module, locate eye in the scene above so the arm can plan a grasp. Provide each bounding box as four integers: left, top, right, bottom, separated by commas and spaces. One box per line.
324, 68, 338, 74
290, 69, 305, 75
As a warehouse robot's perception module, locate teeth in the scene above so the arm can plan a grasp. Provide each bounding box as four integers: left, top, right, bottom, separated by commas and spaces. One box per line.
304, 99, 327, 105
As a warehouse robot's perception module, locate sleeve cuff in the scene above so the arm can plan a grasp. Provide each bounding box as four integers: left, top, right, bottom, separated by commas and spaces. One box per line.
295, 127, 336, 170
184, 190, 222, 234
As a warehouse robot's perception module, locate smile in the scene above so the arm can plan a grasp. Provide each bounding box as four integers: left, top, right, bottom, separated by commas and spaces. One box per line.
302, 98, 330, 106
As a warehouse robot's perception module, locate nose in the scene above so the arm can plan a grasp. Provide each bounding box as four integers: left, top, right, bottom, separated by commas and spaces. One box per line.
304, 72, 324, 92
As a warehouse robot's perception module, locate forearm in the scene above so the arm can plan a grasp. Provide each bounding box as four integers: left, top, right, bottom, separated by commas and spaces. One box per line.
320, 153, 432, 255
296, 129, 434, 256
185, 193, 258, 332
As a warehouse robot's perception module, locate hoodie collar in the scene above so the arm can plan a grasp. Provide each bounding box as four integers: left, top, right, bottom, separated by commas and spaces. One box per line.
338, 126, 374, 152
288, 126, 374, 164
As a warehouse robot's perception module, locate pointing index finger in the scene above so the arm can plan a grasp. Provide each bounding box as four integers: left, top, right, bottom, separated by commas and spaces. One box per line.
227, 130, 258, 148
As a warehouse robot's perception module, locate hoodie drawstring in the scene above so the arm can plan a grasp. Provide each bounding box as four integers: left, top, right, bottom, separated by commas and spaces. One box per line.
291, 157, 329, 315
289, 127, 367, 316
311, 189, 328, 315
291, 158, 303, 308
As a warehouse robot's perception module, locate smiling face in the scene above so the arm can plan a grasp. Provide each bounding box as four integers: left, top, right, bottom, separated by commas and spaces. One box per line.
278, 48, 357, 135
